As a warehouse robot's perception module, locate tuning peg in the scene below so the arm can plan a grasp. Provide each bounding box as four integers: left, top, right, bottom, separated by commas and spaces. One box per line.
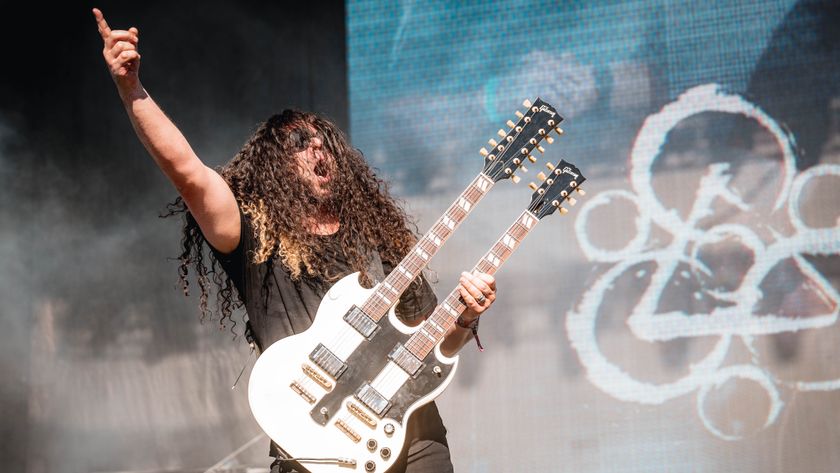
528, 182, 538, 191
545, 136, 554, 144
511, 175, 521, 184
555, 127, 564, 135
567, 197, 577, 206
536, 171, 547, 181
559, 207, 569, 214
519, 165, 528, 173
515, 111, 524, 119
577, 188, 586, 196
506, 120, 516, 128
522, 99, 532, 108
480, 147, 489, 157
489, 139, 498, 147
497, 129, 507, 138
545, 162, 556, 171
527, 155, 537, 163
536, 145, 545, 154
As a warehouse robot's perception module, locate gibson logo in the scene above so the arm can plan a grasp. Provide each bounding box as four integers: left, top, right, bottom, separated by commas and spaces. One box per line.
538, 105, 556, 117
562, 166, 579, 179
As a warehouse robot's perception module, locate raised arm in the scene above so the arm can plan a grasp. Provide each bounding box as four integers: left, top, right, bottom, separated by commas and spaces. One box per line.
92, 8, 240, 253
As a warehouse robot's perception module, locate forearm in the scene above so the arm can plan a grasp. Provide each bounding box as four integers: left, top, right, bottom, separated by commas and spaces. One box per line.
117, 81, 205, 191
439, 323, 474, 358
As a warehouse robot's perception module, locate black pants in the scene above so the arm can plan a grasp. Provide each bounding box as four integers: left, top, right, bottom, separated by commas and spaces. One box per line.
269, 403, 454, 473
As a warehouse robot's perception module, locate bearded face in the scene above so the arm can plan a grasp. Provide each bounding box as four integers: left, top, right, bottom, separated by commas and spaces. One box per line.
285, 126, 342, 210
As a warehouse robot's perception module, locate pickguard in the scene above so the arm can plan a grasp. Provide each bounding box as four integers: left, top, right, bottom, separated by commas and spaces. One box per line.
311, 319, 454, 425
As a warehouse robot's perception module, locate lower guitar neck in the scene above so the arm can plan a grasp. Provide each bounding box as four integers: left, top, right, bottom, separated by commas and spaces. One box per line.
404, 210, 540, 359
361, 173, 496, 322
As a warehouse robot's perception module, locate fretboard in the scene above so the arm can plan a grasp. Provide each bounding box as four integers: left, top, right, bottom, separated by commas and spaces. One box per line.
361, 173, 495, 322
403, 210, 540, 359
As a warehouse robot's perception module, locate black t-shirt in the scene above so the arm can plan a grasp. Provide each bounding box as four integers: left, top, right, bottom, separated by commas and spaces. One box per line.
209, 206, 439, 351
206, 205, 449, 458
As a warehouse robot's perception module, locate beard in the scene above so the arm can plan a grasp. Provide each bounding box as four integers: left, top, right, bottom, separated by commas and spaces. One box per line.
298, 173, 342, 215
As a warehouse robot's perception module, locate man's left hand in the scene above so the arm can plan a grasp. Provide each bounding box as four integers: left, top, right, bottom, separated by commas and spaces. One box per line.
458, 271, 496, 322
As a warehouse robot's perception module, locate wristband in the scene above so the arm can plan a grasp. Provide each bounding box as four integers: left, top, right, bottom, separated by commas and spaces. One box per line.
455, 315, 484, 352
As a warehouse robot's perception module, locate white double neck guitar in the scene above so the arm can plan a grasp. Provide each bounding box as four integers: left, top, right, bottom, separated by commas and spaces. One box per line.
248, 99, 568, 472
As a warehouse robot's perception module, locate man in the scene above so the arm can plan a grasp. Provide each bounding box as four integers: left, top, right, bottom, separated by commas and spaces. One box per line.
93, 7, 497, 473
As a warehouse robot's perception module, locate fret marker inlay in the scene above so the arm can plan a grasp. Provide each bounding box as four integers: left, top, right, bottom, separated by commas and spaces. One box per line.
443, 302, 458, 317
414, 247, 429, 260
521, 214, 535, 228
502, 234, 517, 248
376, 292, 391, 305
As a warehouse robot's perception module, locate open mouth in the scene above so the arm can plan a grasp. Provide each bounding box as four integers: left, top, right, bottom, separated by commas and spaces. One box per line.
313, 157, 331, 182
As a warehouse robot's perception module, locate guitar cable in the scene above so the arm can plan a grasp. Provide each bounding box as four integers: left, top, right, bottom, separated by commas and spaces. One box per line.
282, 457, 357, 466
231, 320, 259, 390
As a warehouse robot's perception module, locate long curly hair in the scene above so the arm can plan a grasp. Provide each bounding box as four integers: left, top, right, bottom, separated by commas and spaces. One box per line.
162, 109, 419, 333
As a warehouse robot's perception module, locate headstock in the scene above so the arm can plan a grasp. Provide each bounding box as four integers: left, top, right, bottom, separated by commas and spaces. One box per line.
527, 159, 586, 219
481, 98, 564, 183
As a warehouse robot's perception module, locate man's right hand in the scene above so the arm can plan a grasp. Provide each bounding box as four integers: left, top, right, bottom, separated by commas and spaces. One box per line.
93, 8, 141, 90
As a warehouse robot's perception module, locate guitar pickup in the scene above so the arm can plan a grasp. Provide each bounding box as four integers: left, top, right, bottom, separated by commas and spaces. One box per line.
355, 383, 391, 417
343, 305, 380, 339
309, 344, 347, 379
388, 343, 425, 377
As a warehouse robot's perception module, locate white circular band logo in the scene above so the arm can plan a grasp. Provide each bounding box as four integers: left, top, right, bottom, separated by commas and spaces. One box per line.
567, 83, 840, 440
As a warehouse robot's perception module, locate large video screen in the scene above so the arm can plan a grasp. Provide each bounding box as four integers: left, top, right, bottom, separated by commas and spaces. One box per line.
349, 1, 840, 471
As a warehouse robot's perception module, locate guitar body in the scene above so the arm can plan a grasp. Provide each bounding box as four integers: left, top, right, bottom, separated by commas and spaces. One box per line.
249, 271, 459, 473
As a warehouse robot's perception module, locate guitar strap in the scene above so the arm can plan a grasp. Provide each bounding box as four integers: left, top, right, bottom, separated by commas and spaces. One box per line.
365, 248, 387, 287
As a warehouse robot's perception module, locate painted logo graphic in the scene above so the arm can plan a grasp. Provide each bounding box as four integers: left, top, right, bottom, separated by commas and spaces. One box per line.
567, 84, 840, 440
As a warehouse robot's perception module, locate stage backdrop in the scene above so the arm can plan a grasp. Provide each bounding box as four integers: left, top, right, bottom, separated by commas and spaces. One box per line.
348, 1, 840, 472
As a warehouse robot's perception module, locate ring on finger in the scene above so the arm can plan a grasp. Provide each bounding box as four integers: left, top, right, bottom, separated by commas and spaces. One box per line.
475, 293, 486, 304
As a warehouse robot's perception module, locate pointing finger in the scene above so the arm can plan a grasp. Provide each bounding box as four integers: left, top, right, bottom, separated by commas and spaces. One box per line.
92, 8, 111, 40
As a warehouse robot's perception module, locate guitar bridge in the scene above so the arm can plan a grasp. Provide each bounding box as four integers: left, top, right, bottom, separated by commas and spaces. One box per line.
335, 419, 362, 443
347, 401, 378, 429
302, 363, 333, 390
290, 381, 316, 404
